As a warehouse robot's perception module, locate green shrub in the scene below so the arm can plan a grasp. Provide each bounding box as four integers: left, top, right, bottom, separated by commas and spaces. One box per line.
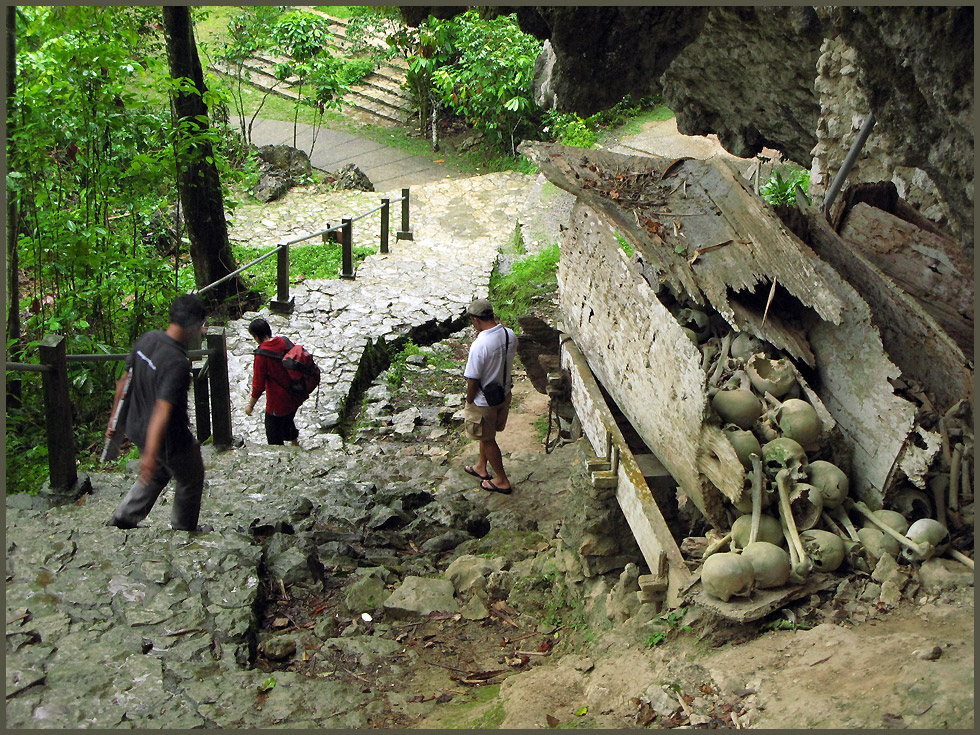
489, 243, 560, 330
761, 166, 811, 207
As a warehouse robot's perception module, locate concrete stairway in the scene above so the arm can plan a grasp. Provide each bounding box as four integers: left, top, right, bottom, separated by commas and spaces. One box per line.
209, 11, 416, 129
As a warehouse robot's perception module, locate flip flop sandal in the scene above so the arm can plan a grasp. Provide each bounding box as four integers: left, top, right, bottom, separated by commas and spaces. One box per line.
480, 479, 513, 495
464, 465, 491, 481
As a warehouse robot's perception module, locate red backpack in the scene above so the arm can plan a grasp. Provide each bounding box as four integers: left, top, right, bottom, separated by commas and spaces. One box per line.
255, 337, 321, 406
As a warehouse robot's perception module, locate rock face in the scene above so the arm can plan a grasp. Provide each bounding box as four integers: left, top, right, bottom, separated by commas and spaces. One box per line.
399, 6, 973, 250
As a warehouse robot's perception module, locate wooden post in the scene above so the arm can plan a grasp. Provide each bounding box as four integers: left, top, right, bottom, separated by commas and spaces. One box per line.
396, 187, 413, 241
380, 198, 390, 254
341, 217, 354, 279
206, 328, 232, 449
192, 364, 211, 443
270, 240, 294, 314
38, 335, 77, 492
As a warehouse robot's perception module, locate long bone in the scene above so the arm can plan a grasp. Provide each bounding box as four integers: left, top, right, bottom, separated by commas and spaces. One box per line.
703, 531, 733, 560
947, 443, 962, 519
708, 331, 733, 388
829, 505, 862, 543
779, 510, 807, 584
748, 454, 763, 545
775, 467, 811, 578
845, 499, 935, 561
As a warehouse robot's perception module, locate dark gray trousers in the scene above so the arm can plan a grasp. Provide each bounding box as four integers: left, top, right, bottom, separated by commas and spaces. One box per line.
109, 441, 205, 531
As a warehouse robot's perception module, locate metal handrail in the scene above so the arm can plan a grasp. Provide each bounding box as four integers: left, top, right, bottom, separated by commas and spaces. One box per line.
191, 190, 409, 298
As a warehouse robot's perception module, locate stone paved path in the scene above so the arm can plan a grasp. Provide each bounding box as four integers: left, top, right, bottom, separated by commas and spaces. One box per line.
225, 170, 565, 449
5, 166, 573, 729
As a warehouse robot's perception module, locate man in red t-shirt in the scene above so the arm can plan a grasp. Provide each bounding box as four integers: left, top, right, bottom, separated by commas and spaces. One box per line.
245, 318, 304, 446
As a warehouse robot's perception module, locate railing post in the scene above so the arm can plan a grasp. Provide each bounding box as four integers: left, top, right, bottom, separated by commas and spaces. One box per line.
206, 328, 232, 449
270, 239, 294, 314
341, 217, 355, 279
38, 335, 81, 494
192, 365, 211, 443
380, 197, 390, 254
396, 187, 413, 241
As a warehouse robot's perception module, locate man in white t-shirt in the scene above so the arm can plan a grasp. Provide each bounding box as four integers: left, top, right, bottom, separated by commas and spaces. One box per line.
462, 298, 518, 494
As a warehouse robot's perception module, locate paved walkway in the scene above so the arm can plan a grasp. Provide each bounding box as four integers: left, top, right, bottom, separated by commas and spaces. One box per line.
237, 116, 463, 192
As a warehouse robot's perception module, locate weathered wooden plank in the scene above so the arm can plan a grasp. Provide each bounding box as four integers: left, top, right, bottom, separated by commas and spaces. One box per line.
840, 203, 973, 356
686, 572, 839, 623
560, 334, 692, 606
559, 202, 729, 525
806, 211, 972, 418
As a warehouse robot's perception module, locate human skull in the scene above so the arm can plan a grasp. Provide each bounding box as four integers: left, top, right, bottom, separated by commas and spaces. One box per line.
723, 425, 762, 469
776, 398, 821, 448
800, 529, 846, 572
677, 307, 711, 342
746, 353, 796, 398
741, 542, 791, 588
712, 389, 763, 431
730, 332, 764, 362
762, 437, 809, 482
890, 488, 932, 521
788, 483, 823, 531
806, 460, 849, 509
731, 513, 783, 551
856, 527, 900, 562
902, 518, 950, 562
701, 552, 755, 602
862, 509, 909, 536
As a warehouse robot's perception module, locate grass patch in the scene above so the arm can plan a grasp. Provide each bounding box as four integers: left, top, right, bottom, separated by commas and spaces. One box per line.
489, 243, 560, 331
232, 241, 374, 299
386, 340, 422, 390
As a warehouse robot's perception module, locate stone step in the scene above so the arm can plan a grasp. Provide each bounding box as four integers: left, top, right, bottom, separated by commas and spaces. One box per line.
347, 80, 413, 114
343, 96, 413, 126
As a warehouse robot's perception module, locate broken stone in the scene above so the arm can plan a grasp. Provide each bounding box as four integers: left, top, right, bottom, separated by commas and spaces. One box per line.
383, 576, 457, 619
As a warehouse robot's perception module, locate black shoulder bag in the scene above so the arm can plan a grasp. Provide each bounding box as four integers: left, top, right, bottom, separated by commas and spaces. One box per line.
480, 329, 509, 407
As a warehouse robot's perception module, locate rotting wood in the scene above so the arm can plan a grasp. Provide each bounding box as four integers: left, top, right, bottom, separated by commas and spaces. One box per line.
803, 209, 972, 418
560, 334, 693, 605
839, 203, 973, 356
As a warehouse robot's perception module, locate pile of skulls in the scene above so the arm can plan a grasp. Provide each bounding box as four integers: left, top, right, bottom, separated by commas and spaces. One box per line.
672, 304, 959, 604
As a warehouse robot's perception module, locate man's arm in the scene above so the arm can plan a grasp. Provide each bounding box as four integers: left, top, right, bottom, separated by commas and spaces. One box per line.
105, 373, 130, 439
139, 398, 173, 483
466, 377, 480, 405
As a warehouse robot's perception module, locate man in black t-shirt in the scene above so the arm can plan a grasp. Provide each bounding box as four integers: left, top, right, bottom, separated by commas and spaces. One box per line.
107, 294, 209, 532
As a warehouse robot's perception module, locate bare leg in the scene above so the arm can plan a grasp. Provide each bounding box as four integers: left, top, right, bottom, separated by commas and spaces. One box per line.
482, 439, 510, 489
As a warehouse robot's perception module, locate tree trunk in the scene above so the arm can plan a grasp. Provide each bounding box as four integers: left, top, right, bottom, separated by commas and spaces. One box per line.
6, 4, 22, 408
161, 6, 244, 303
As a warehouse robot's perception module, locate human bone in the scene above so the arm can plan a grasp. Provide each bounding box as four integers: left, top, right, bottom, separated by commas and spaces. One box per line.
856, 526, 900, 561
731, 513, 783, 551
724, 425, 762, 469
776, 398, 821, 448
788, 482, 823, 530
677, 307, 710, 342
775, 468, 811, 579
762, 437, 808, 481
730, 332, 763, 362
806, 460, 849, 509
712, 388, 763, 430
861, 509, 909, 536
847, 500, 936, 562
746, 353, 796, 398
903, 518, 950, 561
741, 541, 791, 588
800, 529, 846, 572
701, 552, 755, 602
890, 487, 932, 520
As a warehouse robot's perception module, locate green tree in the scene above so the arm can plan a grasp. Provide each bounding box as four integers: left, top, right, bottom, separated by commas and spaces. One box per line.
271, 10, 347, 155
431, 10, 542, 154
